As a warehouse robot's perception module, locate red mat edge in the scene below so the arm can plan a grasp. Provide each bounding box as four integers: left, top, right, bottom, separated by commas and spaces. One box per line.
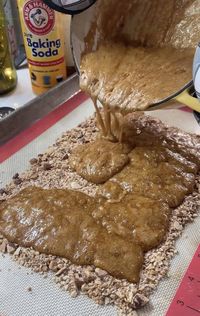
0, 92, 88, 163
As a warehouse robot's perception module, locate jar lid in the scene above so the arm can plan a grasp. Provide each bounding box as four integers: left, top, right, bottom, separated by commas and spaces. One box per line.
43, 0, 97, 15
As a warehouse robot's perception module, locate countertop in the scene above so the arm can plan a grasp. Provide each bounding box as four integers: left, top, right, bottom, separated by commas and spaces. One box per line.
0, 67, 36, 110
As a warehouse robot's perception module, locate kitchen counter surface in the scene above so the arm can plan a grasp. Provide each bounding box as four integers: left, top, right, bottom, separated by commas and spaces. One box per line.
0, 67, 36, 110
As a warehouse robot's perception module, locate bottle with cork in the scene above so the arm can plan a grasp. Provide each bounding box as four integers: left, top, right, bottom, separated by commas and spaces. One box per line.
17, 0, 67, 95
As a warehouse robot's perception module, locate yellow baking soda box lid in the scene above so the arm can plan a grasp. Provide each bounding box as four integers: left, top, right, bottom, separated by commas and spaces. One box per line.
18, 0, 67, 95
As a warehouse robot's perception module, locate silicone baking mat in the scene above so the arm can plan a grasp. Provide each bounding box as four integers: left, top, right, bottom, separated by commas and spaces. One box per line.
0, 93, 200, 316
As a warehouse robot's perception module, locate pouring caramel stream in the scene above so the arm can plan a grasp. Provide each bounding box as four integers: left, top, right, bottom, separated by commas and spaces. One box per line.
80, 0, 197, 122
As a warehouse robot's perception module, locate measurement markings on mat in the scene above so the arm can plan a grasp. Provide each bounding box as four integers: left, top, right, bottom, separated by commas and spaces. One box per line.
166, 244, 200, 316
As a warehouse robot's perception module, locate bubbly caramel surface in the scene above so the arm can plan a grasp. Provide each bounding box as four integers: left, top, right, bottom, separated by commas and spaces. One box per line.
81, 44, 194, 113
69, 139, 132, 184
0, 186, 143, 282
80, 0, 197, 112
84, 0, 196, 49
98, 146, 196, 208
0, 115, 199, 283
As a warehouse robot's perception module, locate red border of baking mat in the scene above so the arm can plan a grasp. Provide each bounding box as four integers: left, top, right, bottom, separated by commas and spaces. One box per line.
166, 244, 200, 316
179, 106, 193, 112
0, 92, 88, 163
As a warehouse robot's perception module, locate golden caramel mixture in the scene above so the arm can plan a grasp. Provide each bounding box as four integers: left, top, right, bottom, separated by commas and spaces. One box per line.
81, 0, 197, 112
1, 117, 199, 283
81, 44, 194, 113
98, 147, 195, 208
69, 139, 131, 184
92, 193, 170, 252
85, 0, 196, 49
0, 186, 143, 283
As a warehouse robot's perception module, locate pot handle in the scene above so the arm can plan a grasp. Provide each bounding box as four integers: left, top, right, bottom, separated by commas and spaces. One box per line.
43, 0, 97, 15
175, 89, 200, 113
193, 44, 200, 98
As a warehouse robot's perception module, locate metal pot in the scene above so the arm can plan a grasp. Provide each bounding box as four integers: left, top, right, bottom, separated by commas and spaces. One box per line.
45, 0, 200, 112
